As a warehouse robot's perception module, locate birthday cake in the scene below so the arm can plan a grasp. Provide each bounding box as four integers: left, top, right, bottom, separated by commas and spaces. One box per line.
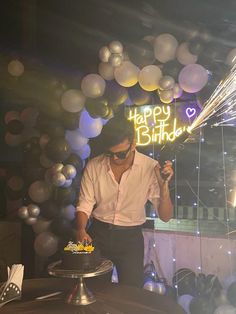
62, 241, 101, 271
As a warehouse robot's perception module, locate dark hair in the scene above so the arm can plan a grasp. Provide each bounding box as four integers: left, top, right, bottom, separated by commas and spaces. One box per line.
100, 115, 135, 149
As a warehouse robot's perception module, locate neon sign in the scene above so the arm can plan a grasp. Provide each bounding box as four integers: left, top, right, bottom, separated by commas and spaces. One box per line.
126, 105, 194, 146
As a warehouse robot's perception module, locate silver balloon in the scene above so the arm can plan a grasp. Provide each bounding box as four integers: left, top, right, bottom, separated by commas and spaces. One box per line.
62, 164, 77, 180
25, 217, 37, 225
159, 75, 175, 90
173, 83, 183, 99
109, 41, 123, 54
18, 206, 29, 219
51, 163, 64, 173
99, 46, 111, 63
61, 204, 76, 221
63, 179, 73, 187
28, 203, 40, 218
109, 53, 123, 67
34, 231, 59, 257
159, 89, 174, 104
52, 172, 66, 187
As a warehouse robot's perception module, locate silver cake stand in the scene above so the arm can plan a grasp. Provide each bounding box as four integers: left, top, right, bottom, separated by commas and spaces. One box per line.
48, 259, 113, 306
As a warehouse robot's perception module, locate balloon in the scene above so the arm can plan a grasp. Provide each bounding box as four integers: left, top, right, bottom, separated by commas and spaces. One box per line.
40, 201, 59, 220
51, 217, 72, 237
18, 206, 29, 219
34, 231, 59, 257
85, 97, 109, 118
162, 60, 182, 80
52, 172, 66, 187
159, 89, 174, 104
43, 121, 65, 138
173, 83, 183, 99
138, 65, 162, 91
81, 74, 106, 98
51, 163, 64, 173
28, 203, 40, 217
114, 61, 139, 87
98, 62, 114, 80
99, 46, 111, 63
176, 42, 198, 65
8, 59, 24, 77
104, 80, 128, 106
25, 217, 37, 225
32, 217, 51, 234
172, 268, 196, 296
45, 137, 71, 162
62, 164, 77, 180
63, 179, 73, 187
7, 176, 24, 191
61, 89, 85, 113
179, 64, 209, 93
159, 75, 175, 90
61, 111, 81, 130
65, 129, 88, 151
75, 143, 91, 159
109, 53, 123, 67
40, 153, 54, 168
109, 41, 123, 54
4, 111, 20, 124
61, 204, 76, 221
214, 305, 236, 314
39, 134, 50, 149
178, 295, 193, 314
28, 180, 51, 203
53, 186, 76, 206
5, 133, 23, 147
40, 99, 64, 120
6, 119, 24, 135
128, 84, 151, 106
24, 166, 45, 184
79, 110, 103, 138
226, 48, 236, 67
154, 33, 178, 63
66, 154, 83, 172
20, 107, 38, 127
127, 40, 154, 68
189, 38, 204, 55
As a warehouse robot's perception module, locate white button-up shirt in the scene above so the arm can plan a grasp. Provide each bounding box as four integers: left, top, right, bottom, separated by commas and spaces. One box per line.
76, 150, 160, 226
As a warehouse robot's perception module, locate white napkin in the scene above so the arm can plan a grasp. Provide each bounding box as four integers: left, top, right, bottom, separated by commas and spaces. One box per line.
0, 264, 24, 307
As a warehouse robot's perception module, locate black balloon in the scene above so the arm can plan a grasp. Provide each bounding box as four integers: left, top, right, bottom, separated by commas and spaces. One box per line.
61, 111, 80, 130
172, 268, 197, 296
189, 38, 204, 55
40, 99, 63, 120
66, 153, 83, 172
45, 137, 71, 162
6, 119, 24, 135
128, 84, 150, 106
85, 97, 109, 118
23, 138, 41, 165
53, 186, 76, 206
127, 40, 155, 68
6, 186, 25, 200
44, 121, 65, 138
40, 201, 60, 220
104, 80, 128, 106
51, 217, 72, 237
24, 166, 45, 183
162, 60, 182, 80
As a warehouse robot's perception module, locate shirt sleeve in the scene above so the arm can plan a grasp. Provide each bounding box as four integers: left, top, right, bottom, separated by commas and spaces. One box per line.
76, 161, 96, 217
147, 162, 160, 211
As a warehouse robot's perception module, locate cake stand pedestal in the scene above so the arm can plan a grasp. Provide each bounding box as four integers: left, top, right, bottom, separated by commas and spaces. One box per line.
48, 259, 113, 306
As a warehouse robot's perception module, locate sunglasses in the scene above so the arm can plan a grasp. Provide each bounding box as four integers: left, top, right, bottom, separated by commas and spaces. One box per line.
105, 143, 132, 160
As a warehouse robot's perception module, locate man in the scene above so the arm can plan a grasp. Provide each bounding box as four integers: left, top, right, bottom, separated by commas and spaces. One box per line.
76, 115, 173, 288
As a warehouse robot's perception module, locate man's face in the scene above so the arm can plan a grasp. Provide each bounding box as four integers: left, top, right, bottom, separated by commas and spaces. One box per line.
106, 138, 135, 165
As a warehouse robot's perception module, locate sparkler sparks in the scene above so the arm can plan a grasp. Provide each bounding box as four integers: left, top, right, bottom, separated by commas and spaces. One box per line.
189, 64, 236, 132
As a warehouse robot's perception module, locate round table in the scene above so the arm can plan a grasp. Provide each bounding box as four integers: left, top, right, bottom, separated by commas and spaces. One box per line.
0, 278, 185, 314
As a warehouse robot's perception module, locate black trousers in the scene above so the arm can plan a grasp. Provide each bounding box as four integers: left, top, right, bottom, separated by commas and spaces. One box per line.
88, 219, 144, 288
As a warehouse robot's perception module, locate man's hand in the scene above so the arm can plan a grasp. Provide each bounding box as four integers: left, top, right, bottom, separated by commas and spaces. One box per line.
77, 228, 92, 243
154, 160, 174, 185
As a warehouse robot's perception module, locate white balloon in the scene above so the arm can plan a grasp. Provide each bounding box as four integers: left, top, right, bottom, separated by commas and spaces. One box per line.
98, 62, 114, 80
65, 129, 88, 150
81, 74, 106, 98
61, 204, 76, 221
61, 89, 85, 113
79, 110, 103, 138
178, 64, 208, 93
8, 59, 24, 77
154, 33, 178, 63
176, 42, 198, 65
4, 111, 20, 124
114, 61, 140, 87
139, 65, 162, 91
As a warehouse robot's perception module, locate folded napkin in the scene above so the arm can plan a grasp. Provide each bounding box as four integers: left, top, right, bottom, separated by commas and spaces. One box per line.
0, 264, 24, 307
